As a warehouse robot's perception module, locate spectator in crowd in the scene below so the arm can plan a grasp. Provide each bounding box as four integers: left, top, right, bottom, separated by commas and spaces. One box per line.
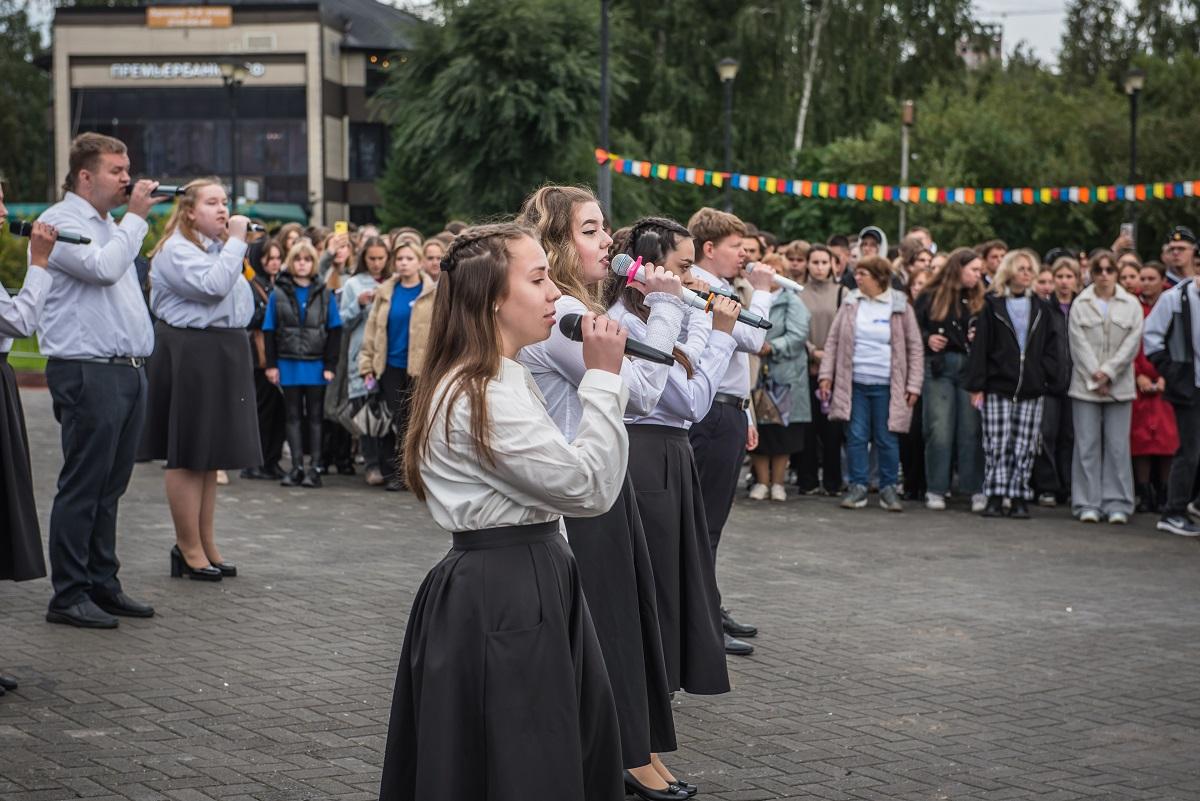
914, 247, 986, 512
908, 226, 934, 253
263, 241, 343, 488
748, 253, 811, 502
339, 236, 392, 486
1035, 266, 1056, 300
1144, 256, 1200, 536
783, 240, 809, 283
1130, 259, 1177, 513
1118, 260, 1142, 295
1033, 256, 1080, 506
742, 229, 765, 263
796, 245, 845, 496
1067, 249, 1143, 524
1161, 226, 1196, 287
359, 240, 436, 491
827, 234, 851, 282
977, 239, 1008, 283
896, 235, 932, 287
930, 251, 948, 275
38, 132, 159, 628
966, 249, 1064, 519
242, 237, 286, 480
818, 256, 924, 512
898, 268, 930, 500
275, 222, 303, 257
319, 232, 354, 291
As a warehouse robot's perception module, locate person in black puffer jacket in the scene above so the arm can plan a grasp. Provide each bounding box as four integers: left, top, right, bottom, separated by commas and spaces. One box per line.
965, 248, 1065, 519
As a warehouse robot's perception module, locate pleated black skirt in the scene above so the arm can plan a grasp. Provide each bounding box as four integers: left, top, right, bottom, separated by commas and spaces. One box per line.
0, 357, 45, 582
379, 521, 624, 801
566, 473, 677, 766
627, 425, 730, 695
138, 322, 262, 470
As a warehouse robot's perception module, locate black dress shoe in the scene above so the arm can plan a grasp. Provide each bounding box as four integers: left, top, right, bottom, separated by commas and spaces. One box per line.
336, 461, 356, 476
92, 591, 155, 618
0, 674, 17, 691
170, 545, 222, 581
721, 606, 757, 638
211, 561, 237, 578
240, 466, 273, 480
265, 463, 285, 480
0, 685, 5, 696
301, 466, 322, 488
280, 467, 304, 487
671, 779, 698, 797
385, 476, 406, 492
1009, 498, 1030, 519
46, 599, 118, 629
981, 495, 1005, 517
724, 632, 754, 656
623, 771, 690, 801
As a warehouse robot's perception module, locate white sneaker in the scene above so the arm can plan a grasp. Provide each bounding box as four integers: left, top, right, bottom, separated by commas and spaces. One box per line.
749, 483, 769, 501
970, 493, 988, 513
1079, 509, 1102, 523
1107, 511, 1128, 525
770, 484, 787, 502
925, 492, 946, 511
1038, 493, 1057, 507
1187, 501, 1200, 523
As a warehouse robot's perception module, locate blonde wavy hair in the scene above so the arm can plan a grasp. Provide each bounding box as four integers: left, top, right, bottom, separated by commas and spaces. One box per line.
990, 248, 1041, 296
149, 177, 226, 258
517, 185, 605, 313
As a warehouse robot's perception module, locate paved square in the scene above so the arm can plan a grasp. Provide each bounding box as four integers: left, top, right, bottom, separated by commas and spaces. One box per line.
2, 387, 1199, 800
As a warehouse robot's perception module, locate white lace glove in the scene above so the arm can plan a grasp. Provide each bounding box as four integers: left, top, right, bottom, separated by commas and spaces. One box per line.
642, 292, 688, 354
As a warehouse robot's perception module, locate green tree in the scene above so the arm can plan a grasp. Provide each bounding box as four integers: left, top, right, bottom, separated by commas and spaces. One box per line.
0, 0, 50, 202
373, 0, 618, 225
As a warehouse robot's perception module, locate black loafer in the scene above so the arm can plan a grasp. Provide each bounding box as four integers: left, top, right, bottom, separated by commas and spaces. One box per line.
724, 633, 754, 656
721, 606, 757, 638
92, 591, 155, 618
623, 771, 690, 801
671, 779, 698, 797
46, 599, 118, 629
0, 674, 17, 691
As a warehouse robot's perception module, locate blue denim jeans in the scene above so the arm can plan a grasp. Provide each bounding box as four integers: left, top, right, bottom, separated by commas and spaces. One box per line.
921, 351, 983, 496
847, 382, 899, 488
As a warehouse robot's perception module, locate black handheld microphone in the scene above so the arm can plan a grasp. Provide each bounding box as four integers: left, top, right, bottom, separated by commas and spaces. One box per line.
558, 313, 675, 366
247, 223, 267, 233
8, 219, 92, 246
123, 184, 187, 197
610, 254, 772, 330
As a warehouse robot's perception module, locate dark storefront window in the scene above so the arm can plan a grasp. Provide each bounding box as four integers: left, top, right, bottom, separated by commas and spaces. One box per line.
72, 87, 309, 205
349, 123, 387, 181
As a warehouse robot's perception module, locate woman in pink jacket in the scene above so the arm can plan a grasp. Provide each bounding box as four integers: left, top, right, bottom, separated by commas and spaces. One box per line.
817, 256, 924, 512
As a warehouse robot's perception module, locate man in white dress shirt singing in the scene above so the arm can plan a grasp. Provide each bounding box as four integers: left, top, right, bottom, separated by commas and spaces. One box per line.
37, 133, 159, 629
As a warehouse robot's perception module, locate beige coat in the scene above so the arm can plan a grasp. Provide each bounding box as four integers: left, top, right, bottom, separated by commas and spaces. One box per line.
359, 274, 436, 380
1068, 284, 1143, 403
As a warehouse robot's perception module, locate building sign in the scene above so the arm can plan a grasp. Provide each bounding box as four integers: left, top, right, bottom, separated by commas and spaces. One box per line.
146, 7, 233, 29
109, 62, 267, 80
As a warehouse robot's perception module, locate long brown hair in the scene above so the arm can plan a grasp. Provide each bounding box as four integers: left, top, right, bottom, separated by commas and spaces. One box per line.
403, 223, 538, 498
353, 235, 393, 278
517, 185, 605, 313
149, 177, 225, 258
922, 246, 985, 321
601, 216, 694, 377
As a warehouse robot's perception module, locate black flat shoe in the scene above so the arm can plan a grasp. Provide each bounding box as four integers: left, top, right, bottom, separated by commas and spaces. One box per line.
721, 606, 757, 638
46, 599, 118, 628
623, 771, 690, 801
724, 632, 754, 656
301, 467, 322, 488
0, 674, 17, 691
212, 561, 237, 578
669, 778, 698, 797
981, 495, 1005, 517
240, 466, 274, 480
280, 467, 304, 487
1009, 498, 1030, 519
170, 546, 222, 581
92, 591, 154, 618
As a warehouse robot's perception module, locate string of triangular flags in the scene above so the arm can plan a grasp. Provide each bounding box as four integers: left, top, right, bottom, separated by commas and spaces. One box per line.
595, 149, 1198, 205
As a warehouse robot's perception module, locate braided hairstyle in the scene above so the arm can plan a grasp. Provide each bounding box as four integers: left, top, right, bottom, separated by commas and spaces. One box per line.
603, 216, 696, 377
402, 222, 540, 498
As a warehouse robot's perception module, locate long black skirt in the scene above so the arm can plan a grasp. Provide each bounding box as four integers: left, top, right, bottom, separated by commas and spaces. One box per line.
138, 322, 262, 470
379, 521, 623, 801
0, 357, 45, 582
627, 425, 730, 695
566, 474, 677, 766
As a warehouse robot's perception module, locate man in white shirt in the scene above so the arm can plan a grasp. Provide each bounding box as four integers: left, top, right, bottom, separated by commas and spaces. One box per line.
686, 208, 774, 655
37, 133, 160, 629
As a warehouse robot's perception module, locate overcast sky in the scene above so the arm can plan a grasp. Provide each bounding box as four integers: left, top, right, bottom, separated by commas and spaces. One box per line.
975, 0, 1068, 64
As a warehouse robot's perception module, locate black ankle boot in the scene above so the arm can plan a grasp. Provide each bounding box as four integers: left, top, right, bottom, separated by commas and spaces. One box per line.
1135, 483, 1155, 513
1009, 497, 1030, 519
981, 495, 1005, 517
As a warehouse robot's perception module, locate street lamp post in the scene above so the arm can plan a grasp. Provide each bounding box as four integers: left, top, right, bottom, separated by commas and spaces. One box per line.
716, 57, 739, 212
898, 100, 915, 239
597, 0, 612, 217
220, 62, 249, 213
1124, 67, 1145, 237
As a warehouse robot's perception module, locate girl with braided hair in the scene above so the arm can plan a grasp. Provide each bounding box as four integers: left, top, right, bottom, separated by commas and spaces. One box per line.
518, 188, 701, 801
380, 223, 630, 801
604, 216, 740, 763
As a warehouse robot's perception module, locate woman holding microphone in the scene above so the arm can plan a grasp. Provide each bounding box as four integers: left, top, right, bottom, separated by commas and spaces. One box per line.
139, 178, 261, 581
0, 180, 57, 695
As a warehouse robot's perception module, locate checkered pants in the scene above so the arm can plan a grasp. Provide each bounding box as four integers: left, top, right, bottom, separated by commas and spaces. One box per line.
981, 394, 1044, 500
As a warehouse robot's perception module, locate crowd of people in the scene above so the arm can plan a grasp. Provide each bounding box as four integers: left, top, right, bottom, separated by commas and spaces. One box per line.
2, 131, 1200, 801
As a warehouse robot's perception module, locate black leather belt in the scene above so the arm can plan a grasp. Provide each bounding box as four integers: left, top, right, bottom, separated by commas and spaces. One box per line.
55, 356, 146, 368
713, 392, 749, 410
